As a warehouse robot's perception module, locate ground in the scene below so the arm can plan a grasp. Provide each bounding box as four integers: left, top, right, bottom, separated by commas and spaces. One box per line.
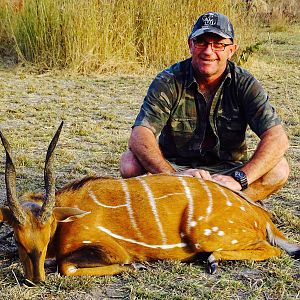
0, 26, 299, 299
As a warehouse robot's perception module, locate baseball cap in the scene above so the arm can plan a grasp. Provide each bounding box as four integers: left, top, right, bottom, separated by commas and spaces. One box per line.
189, 12, 234, 40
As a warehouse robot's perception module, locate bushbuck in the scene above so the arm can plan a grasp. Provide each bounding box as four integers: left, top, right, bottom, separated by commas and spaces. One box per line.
0, 122, 299, 284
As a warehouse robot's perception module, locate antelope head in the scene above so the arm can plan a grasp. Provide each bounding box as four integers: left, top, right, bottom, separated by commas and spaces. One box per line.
0, 122, 87, 284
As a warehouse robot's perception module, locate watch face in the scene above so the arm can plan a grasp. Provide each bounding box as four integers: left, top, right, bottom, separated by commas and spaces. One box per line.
234, 171, 245, 180
232, 170, 248, 190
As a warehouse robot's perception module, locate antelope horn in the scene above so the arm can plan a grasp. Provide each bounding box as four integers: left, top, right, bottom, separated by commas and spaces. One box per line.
0, 130, 26, 224
39, 121, 64, 224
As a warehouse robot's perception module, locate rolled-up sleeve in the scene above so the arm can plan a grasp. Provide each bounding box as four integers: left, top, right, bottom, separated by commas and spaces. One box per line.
133, 72, 176, 136
240, 77, 281, 137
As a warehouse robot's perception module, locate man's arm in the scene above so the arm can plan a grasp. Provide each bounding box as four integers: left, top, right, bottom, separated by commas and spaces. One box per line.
128, 126, 214, 179
240, 124, 289, 184
128, 126, 176, 174
212, 124, 289, 190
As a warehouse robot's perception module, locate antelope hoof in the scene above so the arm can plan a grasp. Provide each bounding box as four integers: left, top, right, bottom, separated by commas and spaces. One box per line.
290, 250, 300, 259
208, 260, 218, 275
132, 262, 148, 270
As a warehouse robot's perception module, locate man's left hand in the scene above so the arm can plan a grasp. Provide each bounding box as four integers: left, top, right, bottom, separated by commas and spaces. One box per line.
211, 174, 242, 191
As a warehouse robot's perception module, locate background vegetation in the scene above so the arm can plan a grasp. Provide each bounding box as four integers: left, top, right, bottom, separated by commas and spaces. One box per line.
0, 0, 299, 299
0, 0, 299, 73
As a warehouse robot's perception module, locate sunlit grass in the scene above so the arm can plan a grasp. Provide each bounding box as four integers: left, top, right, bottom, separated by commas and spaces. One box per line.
0, 26, 299, 299
0, 0, 262, 73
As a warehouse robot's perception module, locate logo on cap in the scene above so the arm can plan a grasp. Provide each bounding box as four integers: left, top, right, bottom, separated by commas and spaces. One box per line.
189, 12, 234, 40
202, 13, 218, 26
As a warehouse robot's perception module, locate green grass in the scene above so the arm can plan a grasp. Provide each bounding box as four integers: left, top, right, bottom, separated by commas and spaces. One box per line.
0, 25, 299, 300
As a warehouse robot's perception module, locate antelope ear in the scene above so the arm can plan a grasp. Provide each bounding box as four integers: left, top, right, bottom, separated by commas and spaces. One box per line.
53, 207, 91, 223
0, 207, 13, 224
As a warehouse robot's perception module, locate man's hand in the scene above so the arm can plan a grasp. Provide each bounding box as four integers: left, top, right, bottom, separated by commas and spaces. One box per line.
179, 169, 212, 180
212, 174, 242, 191
178, 170, 242, 191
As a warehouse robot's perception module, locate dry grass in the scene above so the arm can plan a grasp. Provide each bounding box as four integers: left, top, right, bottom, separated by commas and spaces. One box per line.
0, 25, 299, 300
0, 0, 262, 73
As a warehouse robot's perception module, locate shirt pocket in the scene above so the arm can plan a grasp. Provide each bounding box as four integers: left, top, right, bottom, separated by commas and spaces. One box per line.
167, 117, 197, 150
170, 117, 197, 133
217, 115, 243, 131
217, 114, 246, 148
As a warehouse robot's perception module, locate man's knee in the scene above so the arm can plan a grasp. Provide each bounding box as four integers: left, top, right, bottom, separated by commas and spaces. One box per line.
262, 157, 290, 188
119, 150, 145, 178
245, 158, 290, 201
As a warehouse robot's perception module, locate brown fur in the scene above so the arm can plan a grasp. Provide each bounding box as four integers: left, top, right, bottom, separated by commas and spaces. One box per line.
1, 174, 300, 283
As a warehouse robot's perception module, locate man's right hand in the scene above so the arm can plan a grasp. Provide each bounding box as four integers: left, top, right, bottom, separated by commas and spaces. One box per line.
179, 169, 212, 180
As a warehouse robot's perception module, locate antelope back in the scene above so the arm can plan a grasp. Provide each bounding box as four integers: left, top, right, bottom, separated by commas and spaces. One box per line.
55, 174, 273, 260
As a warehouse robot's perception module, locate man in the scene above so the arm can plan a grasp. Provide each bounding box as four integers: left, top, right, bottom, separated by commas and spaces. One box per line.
119, 12, 289, 201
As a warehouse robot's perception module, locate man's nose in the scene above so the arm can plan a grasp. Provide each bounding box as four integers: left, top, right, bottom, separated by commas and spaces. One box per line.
202, 43, 214, 54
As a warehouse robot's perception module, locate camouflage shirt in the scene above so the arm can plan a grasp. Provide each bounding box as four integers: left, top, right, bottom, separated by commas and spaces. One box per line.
133, 58, 281, 166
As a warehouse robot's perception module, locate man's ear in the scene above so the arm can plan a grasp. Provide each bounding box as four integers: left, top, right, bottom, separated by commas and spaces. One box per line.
228, 44, 239, 60
0, 207, 13, 225
188, 39, 193, 54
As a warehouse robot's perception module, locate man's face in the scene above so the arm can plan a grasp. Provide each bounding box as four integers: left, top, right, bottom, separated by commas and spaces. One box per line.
188, 33, 238, 81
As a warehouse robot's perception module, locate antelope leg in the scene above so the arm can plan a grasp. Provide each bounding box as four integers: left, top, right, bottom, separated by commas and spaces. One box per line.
59, 262, 130, 277
207, 254, 218, 275
210, 241, 281, 262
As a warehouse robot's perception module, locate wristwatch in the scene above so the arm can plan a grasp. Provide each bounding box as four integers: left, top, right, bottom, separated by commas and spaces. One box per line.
231, 170, 248, 190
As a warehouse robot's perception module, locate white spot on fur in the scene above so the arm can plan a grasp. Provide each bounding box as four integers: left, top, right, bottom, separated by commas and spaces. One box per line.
226, 200, 233, 206
212, 226, 219, 232
190, 221, 197, 227
67, 266, 77, 274
82, 240, 92, 244
231, 240, 238, 244
194, 243, 200, 249
228, 220, 234, 224
254, 221, 258, 228
216, 248, 223, 251
240, 206, 246, 211
198, 216, 204, 221
218, 231, 225, 236
204, 229, 212, 236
